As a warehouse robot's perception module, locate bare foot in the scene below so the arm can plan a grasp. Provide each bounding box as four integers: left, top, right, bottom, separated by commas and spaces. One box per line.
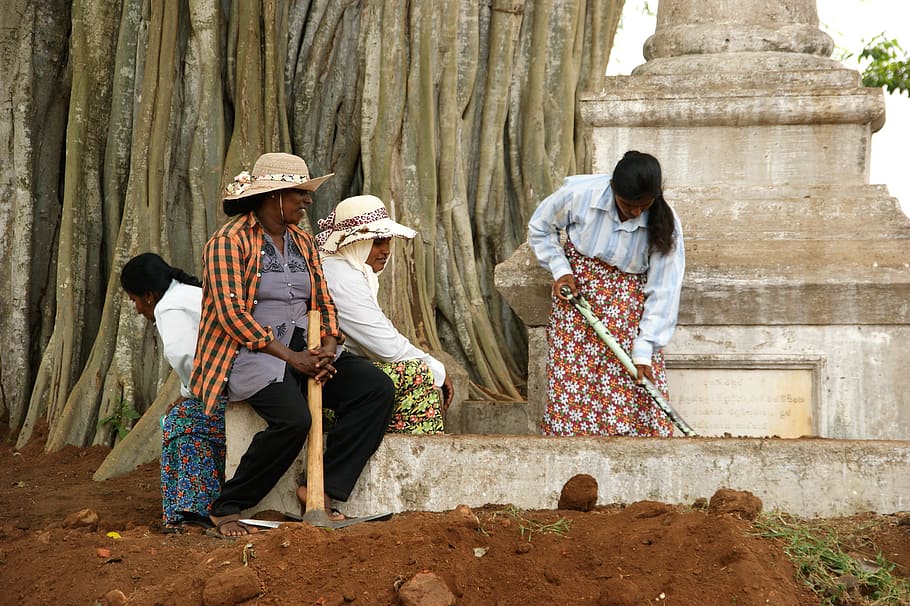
209, 513, 259, 538
296, 486, 345, 521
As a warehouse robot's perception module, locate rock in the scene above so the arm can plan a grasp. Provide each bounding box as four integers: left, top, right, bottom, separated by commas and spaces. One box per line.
202, 567, 261, 606
397, 571, 455, 606
708, 489, 763, 521
101, 589, 128, 606
626, 501, 674, 519
63, 508, 99, 530
558, 474, 598, 511
452, 504, 478, 530
597, 578, 643, 606
449, 505, 480, 530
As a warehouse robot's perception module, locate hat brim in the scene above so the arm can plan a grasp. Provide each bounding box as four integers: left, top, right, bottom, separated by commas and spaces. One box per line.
319, 219, 416, 253
223, 172, 334, 201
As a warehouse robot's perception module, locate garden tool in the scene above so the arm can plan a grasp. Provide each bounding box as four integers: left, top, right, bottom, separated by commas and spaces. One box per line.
294, 309, 392, 529
559, 285, 697, 436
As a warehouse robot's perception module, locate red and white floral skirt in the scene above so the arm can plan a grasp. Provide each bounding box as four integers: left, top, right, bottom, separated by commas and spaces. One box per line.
541, 243, 673, 437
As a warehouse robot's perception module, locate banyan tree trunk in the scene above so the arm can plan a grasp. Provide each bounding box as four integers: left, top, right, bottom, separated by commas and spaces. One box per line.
1, 0, 623, 468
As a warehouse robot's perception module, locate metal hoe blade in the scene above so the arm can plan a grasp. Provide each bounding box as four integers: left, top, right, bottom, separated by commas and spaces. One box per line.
559, 286, 697, 436
283, 510, 393, 530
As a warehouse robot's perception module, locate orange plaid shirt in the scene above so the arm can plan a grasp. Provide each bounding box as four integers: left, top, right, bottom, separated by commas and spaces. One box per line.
190, 212, 342, 414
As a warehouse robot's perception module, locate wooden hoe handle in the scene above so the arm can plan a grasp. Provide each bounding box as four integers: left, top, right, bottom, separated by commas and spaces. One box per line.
304, 309, 325, 513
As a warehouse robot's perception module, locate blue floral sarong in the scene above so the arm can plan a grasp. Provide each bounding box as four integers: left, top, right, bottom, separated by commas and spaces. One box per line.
160, 397, 226, 525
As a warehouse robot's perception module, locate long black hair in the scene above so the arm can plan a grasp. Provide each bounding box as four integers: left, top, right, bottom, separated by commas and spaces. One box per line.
611, 150, 676, 256
120, 252, 201, 299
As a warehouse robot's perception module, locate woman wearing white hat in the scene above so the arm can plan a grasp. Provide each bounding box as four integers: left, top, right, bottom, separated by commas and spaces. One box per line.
317, 195, 454, 434
190, 153, 395, 538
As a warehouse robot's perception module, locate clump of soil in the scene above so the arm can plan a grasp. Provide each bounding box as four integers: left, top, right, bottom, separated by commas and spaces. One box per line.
558, 473, 598, 511
1, 430, 908, 606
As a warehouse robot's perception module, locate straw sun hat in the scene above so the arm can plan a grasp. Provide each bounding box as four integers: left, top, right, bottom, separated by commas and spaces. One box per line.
223, 152, 334, 200
316, 195, 416, 253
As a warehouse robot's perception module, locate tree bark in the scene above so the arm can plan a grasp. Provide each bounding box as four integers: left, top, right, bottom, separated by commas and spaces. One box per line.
0, 0, 70, 442
19, 0, 121, 448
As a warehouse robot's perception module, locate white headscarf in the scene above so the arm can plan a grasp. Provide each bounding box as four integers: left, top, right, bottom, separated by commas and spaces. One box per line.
332, 239, 381, 301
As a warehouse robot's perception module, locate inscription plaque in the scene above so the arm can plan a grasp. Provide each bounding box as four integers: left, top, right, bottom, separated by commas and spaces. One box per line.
665, 358, 818, 438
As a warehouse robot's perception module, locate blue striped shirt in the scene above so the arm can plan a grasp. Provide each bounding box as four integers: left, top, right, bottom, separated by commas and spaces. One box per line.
527, 174, 685, 364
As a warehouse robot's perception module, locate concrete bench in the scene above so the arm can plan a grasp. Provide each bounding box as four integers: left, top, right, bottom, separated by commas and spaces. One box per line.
225, 400, 910, 518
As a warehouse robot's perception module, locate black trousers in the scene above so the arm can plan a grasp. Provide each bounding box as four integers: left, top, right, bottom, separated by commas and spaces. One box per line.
210, 350, 395, 517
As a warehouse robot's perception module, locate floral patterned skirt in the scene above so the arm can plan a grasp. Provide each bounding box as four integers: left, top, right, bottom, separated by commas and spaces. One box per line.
160, 397, 226, 525
377, 359, 445, 434
541, 243, 673, 437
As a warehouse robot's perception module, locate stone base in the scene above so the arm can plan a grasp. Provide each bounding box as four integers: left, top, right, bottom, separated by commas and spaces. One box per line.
668, 324, 910, 439
224, 404, 910, 519
225, 402, 308, 518
444, 399, 537, 435
580, 67, 883, 187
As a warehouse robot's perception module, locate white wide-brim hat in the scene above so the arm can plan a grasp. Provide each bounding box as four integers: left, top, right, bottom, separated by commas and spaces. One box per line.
223, 152, 334, 200
316, 195, 416, 253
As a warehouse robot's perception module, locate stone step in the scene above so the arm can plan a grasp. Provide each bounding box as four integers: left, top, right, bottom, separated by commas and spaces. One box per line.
682, 237, 910, 324
444, 399, 537, 435
629, 54, 861, 87
671, 186, 910, 240
687, 239, 910, 276
496, 240, 910, 327
599, 72, 865, 96
225, 402, 910, 520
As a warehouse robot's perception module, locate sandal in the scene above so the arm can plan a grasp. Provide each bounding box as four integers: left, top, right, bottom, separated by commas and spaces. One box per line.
206, 514, 260, 540
162, 518, 214, 534
328, 508, 345, 521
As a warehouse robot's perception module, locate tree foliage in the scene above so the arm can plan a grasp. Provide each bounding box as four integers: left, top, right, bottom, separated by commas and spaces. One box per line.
859, 33, 910, 95
0, 0, 623, 459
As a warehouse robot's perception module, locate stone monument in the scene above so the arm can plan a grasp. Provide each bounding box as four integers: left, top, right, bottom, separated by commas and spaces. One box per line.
495, 0, 910, 439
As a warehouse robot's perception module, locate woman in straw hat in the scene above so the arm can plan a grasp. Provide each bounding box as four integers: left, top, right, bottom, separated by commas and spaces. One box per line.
317, 195, 454, 434
190, 153, 395, 538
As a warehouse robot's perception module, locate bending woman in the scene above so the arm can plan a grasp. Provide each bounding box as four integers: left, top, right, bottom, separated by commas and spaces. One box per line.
120, 252, 224, 531
317, 195, 454, 434
528, 151, 685, 437
190, 153, 395, 538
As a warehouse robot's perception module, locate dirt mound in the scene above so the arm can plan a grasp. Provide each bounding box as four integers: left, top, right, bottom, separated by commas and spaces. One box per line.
1, 435, 907, 605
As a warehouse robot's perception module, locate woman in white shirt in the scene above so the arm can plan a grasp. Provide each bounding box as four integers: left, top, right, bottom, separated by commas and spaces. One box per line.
120, 252, 225, 531
528, 151, 685, 437
317, 195, 454, 434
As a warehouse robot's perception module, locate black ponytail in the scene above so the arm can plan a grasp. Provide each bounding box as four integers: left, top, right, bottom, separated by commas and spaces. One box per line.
120, 252, 201, 299
611, 150, 676, 256
644, 194, 675, 256
170, 267, 202, 288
